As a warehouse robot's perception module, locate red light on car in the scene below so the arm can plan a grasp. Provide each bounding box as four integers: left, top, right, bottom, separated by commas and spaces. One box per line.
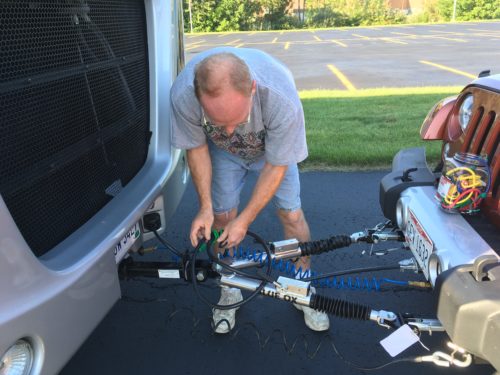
446, 113, 463, 141
420, 96, 457, 140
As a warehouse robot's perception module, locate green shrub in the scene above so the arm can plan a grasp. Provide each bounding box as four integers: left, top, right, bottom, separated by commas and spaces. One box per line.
257, 0, 299, 30
304, 7, 351, 27
183, 0, 500, 32
418, 0, 500, 22
184, 0, 260, 32
306, 0, 406, 27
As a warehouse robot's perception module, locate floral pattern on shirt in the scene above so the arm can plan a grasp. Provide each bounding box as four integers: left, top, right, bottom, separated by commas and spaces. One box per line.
202, 122, 266, 160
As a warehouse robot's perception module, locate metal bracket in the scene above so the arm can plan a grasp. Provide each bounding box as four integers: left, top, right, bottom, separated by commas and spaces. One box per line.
370, 310, 399, 329
399, 258, 419, 273
407, 318, 445, 335
275, 276, 310, 297
472, 255, 499, 282
351, 221, 404, 248
415, 342, 472, 368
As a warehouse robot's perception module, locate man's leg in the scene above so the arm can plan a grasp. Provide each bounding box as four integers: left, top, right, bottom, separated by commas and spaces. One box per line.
272, 164, 312, 273
276, 208, 311, 272
209, 144, 248, 334
272, 165, 330, 332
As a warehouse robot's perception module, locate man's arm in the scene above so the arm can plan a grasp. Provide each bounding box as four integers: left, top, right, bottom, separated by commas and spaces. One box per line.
217, 162, 287, 248
186, 144, 214, 246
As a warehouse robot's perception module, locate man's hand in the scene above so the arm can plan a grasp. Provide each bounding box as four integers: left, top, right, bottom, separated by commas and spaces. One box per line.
190, 208, 214, 247
217, 216, 249, 249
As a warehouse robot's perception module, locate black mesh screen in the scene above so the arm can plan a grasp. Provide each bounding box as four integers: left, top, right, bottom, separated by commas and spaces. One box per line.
0, 0, 150, 257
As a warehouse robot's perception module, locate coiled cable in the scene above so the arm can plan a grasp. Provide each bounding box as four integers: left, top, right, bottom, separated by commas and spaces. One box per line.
191, 230, 272, 310
219, 247, 413, 291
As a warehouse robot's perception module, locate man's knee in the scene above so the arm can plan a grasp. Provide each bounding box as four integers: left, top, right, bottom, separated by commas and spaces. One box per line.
277, 208, 306, 227
277, 208, 310, 242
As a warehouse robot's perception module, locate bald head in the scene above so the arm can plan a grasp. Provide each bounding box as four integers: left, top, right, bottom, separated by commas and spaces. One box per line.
194, 53, 253, 99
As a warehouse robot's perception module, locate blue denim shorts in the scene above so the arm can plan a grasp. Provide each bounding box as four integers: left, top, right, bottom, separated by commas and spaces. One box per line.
209, 141, 302, 215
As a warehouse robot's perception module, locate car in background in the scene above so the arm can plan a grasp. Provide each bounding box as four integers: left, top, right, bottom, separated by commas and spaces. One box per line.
379, 72, 499, 371
0, 1, 188, 374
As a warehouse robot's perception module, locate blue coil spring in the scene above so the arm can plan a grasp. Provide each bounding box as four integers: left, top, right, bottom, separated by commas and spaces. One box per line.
315, 275, 382, 291
164, 245, 408, 292
218, 246, 399, 292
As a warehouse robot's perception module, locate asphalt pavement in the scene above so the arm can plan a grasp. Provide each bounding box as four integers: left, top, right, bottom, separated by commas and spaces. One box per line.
61, 172, 496, 375
185, 21, 500, 90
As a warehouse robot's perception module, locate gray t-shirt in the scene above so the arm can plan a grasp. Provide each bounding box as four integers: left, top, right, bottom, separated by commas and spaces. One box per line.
170, 47, 308, 166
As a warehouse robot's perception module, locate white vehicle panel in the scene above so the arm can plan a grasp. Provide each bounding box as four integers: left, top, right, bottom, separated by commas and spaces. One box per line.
401, 186, 498, 282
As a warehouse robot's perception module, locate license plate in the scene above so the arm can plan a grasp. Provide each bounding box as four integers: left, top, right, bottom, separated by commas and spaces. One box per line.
114, 222, 141, 263
405, 209, 433, 274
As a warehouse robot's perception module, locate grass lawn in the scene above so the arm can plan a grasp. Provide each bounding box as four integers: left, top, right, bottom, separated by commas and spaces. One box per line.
299, 86, 462, 170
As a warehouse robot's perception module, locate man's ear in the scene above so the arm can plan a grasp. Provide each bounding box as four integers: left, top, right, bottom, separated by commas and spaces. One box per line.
251, 80, 256, 95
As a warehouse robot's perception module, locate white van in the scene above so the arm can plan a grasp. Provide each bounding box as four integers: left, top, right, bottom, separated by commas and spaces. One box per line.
0, 1, 188, 374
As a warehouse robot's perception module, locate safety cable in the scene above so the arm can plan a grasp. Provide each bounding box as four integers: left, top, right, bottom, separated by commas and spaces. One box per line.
153, 230, 182, 258
302, 265, 401, 282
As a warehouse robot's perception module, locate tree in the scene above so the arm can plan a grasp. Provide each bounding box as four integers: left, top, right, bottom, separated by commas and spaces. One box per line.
258, 0, 296, 29
183, 0, 261, 32
184, 0, 217, 32
436, 0, 500, 20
